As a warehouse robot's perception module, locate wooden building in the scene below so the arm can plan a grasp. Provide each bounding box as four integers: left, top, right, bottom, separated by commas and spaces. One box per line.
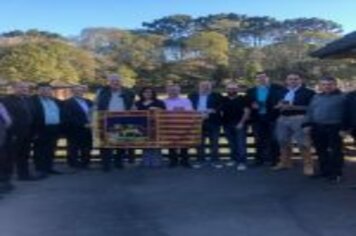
311, 31, 356, 59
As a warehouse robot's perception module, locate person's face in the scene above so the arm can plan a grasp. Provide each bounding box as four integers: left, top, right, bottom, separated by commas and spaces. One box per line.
319, 80, 337, 93
143, 89, 154, 100
71, 86, 85, 97
255, 73, 270, 85
199, 82, 212, 94
13, 82, 30, 96
166, 86, 180, 98
108, 77, 122, 91
286, 74, 302, 88
38, 86, 53, 97
226, 84, 239, 96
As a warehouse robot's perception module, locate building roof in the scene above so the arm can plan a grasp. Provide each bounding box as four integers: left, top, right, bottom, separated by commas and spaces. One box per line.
311, 31, 356, 59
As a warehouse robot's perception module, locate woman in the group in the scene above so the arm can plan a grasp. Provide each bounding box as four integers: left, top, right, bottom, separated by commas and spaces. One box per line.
135, 87, 166, 167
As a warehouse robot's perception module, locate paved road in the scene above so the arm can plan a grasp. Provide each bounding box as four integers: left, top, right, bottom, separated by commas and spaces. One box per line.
1, 162, 356, 236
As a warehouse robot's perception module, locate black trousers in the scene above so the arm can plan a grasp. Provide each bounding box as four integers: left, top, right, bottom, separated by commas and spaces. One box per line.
67, 127, 92, 168
100, 148, 127, 170
0, 140, 11, 182
252, 117, 279, 165
197, 122, 220, 163
33, 125, 60, 173
168, 148, 189, 165
7, 128, 32, 178
311, 124, 344, 178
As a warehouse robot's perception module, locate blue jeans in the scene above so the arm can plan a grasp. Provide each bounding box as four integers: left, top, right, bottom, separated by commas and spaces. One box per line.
142, 149, 162, 167
224, 125, 247, 164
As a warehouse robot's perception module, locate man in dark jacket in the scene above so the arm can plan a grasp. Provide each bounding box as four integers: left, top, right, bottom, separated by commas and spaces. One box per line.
303, 76, 346, 183
94, 74, 135, 171
63, 85, 93, 169
32, 83, 64, 177
273, 73, 315, 175
2, 82, 38, 181
189, 81, 223, 169
344, 90, 356, 140
246, 71, 284, 166
0, 102, 13, 193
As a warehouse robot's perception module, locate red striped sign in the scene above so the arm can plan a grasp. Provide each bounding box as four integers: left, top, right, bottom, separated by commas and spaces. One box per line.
93, 110, 202, 148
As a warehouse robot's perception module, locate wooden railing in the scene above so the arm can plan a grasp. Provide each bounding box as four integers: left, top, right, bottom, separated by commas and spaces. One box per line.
53, 130, 356, 160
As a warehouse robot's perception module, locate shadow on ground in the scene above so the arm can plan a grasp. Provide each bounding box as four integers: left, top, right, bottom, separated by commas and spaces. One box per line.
1, 161, 356, 236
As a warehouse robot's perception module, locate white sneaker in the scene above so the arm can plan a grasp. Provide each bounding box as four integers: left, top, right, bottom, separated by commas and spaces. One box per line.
212, 163, 224, 169
192, 163, 202, 169
225, 161, 235, 167
237, 164, 247, 171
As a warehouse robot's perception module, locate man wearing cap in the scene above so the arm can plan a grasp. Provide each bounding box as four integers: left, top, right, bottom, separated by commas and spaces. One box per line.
94, 74, 135, 172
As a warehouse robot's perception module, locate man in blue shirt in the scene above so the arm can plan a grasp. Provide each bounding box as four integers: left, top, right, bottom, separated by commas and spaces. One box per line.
247, 71, 284, 167
63, 85, 93, 169
32, 83, 63, 177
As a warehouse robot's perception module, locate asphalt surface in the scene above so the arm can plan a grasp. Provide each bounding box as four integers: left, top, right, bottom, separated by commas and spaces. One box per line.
1, 161, 356, 236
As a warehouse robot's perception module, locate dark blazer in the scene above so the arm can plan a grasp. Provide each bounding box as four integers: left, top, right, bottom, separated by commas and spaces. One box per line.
2, 95, 34, 134
188, 92, 224, 124
63, 97, 93, 128
135, 99, 165, 110
95, 87, 135, 111
278, 86, 315, 116
246, 83, 285, 122
279, 86, 315, 105
344, 91, 356, 129
31, 95, 64, 131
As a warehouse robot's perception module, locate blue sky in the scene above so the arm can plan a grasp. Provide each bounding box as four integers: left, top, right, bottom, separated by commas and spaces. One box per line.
1, 0, 355, 36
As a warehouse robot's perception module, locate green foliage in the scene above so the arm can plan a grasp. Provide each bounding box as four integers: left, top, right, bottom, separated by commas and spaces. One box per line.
186, 31, 229, 66
0, 15, 352, 89
0, 39, 96, 83
117, 65, 137, 88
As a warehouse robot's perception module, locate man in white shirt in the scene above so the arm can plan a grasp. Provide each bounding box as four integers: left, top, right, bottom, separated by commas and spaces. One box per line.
188, 81, 224, 169
94, 74, 135, 171
164, 84, 193, 111
164, 84, 193, 168
32, 83, 63, 177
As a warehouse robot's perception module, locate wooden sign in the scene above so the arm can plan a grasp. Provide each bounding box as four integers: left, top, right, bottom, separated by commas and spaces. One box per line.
93, 110, 202, 148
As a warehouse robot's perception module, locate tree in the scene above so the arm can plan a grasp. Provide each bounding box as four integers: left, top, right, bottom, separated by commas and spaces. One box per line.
0, 40, 96, 83
142, 14, 194, 40
186, 31, 229, 66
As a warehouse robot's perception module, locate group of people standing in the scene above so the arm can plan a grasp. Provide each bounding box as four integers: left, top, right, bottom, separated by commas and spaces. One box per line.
1, 71, 356, 195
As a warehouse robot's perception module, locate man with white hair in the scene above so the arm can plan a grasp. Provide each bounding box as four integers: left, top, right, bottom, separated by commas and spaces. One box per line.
188, 81, 223, 169
94, 74, 135, 171
164, 84, 193, 168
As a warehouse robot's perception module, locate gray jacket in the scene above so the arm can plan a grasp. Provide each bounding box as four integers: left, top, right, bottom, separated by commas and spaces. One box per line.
304, 90, 346, 126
